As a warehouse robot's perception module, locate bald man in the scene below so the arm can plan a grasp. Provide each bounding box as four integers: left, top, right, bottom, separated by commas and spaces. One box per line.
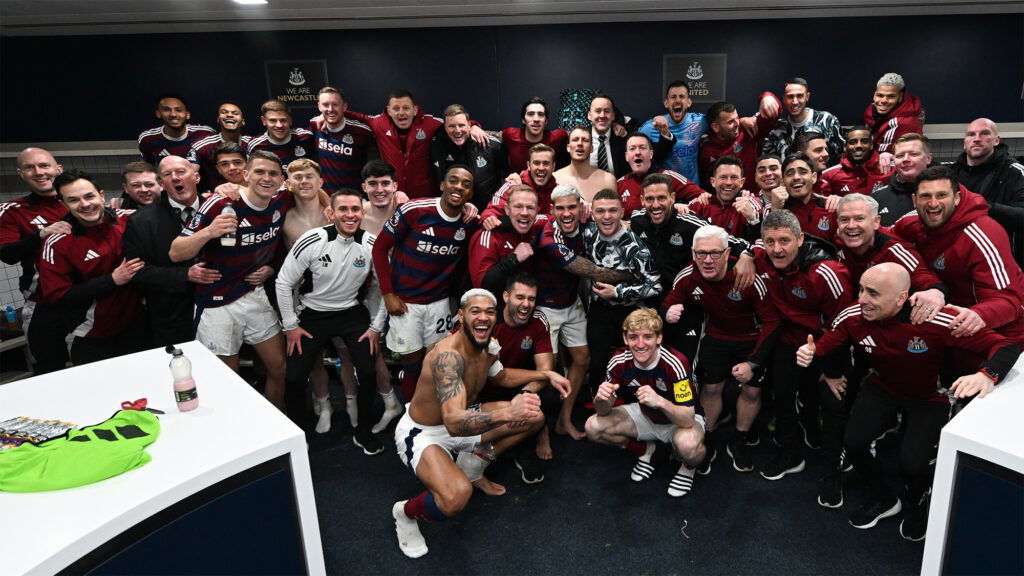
797, 263, 1020, 541
1, 148, 70, 373
950, 118, 1024, 261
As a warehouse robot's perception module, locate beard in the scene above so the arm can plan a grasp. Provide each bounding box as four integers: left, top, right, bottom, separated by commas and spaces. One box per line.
462, 320, 490, 349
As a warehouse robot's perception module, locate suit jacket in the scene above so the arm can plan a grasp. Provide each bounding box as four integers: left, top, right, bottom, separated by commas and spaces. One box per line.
122, 195, 196, 348
604, 118, 674, 178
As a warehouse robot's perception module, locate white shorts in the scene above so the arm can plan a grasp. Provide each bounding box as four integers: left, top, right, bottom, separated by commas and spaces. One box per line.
623, 402, 706, 444
197, 287, 281, 356
394, 406, 481, 473
387, 299, 453, 355
538, 297, 588, 349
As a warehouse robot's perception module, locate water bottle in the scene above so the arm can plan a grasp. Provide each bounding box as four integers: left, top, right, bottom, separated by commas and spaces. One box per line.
167, 345, 199, 411
220, 204, 237, 247
4, 306, 20, 331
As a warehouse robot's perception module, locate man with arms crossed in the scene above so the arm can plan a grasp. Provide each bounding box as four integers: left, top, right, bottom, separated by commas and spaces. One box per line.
392, 289, 569, 558
585, 308, 706, 497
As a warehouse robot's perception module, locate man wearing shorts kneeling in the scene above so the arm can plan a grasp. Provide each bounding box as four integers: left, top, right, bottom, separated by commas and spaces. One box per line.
585, 308, 706, 497
391, 289, 569, 558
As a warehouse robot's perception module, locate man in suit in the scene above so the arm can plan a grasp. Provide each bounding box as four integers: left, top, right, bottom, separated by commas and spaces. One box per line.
587, 93, 672, 179
122, 155, 221, 348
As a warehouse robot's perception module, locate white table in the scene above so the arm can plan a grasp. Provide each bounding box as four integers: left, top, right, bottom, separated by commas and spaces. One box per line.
0, 341, 325, 575
921, 355, 1024, 575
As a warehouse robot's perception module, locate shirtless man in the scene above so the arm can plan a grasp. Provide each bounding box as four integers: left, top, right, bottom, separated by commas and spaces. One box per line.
554, 126, 618, 204
392, 289, 570, 558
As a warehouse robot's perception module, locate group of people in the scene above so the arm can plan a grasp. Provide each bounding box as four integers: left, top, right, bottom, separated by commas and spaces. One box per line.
1, 71, 1022, 560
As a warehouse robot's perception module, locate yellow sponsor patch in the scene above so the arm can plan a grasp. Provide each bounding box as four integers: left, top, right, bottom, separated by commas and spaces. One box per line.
673, 379, 693, 403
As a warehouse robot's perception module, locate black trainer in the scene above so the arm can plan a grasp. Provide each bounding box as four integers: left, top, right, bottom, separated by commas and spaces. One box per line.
696, 447, 715, 476
743, 429, 760, 447
799, 416, 822, 450
514, 453, 545, 484
900, 492, 930, 541
353, 428, 385, 456
817, 474, 843, 508
727, 435, 754, 472
760, 454, 805, 480
849, 495, 902, 529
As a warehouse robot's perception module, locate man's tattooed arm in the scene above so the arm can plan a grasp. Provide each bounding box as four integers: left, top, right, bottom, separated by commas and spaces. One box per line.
565, 256, 635, 284
458, 412, 497, 436
434, 350, 503, 436
434, 351, 465, 404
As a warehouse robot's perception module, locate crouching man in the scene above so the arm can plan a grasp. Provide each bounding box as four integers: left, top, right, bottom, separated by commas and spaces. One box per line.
391, 289, 569, 558
585, 308, 706, 497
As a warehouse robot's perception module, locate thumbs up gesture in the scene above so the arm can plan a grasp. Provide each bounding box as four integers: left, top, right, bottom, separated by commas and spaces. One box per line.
796, 334, 816, 367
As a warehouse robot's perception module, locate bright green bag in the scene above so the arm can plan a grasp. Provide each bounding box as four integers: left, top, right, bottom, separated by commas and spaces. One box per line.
0, 409, 160, 493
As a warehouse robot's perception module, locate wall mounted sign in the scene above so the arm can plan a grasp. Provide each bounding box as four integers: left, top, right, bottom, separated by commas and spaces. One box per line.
265, 60, 328, 108
663, 54, 727, 104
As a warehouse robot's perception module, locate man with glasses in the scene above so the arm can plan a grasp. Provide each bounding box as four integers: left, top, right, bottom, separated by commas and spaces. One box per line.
661, 225, 780, 475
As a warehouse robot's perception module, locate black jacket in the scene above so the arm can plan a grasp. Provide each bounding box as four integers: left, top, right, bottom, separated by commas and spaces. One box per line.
629, 210, 751, 303
605, 119, 674, 178
121, 194, 195, 348
870, 172, 918, 228
950, 144, 1024, 262
430, 131, 507, 212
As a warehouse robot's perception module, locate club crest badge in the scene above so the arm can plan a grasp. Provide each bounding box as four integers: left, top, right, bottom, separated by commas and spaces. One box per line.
476, 156, 488, 168
669, 233, 684, 246
933, 254, 945, 270
295, 146, 306, 157
791, 285, 807, 299
655, 378, 667, 392
727, 288, 743, 301
817, 216, 831, 231
907, 337, 929, 354
520, 337, 533, 350
342, 134, 354, 145
454, 228, 466, 241
353, 256, 366, 268
416, 129, 427, 140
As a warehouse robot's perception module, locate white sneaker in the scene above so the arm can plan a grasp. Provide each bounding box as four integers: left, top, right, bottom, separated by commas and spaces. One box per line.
667, 461, 696, 497
392, 500, 428, 558
313, 396, 333, 434
372, 405, 404, 434
346, 396, 358, 428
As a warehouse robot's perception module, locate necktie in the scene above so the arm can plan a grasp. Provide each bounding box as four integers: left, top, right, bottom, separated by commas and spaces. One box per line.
181, 206, 194, 226
597, 134, 609, 172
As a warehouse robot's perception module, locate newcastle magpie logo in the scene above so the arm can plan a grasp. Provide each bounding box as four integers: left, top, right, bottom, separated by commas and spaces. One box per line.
520, 337, 533, 350
727, 288, 742, 301
907, 337, 928, 354
686, 62, 703, 81
655, 378, 667, 392
353, 256, 366, 268
817, 216, 831, 231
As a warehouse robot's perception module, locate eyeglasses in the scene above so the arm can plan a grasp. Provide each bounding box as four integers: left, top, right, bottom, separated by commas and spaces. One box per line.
693, 249, 727, 260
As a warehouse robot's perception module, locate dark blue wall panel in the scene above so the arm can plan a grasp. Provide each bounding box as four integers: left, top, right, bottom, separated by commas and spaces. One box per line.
2, 14, 1021, 143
